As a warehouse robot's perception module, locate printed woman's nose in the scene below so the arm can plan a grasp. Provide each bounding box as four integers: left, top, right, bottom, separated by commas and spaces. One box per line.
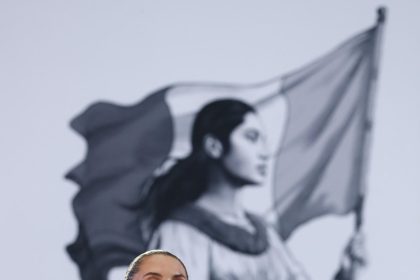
259, 150, 269, 161
259, 143, 270, 160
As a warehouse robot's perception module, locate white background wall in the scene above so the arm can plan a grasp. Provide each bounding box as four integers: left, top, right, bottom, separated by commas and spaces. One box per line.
1, 1, 419, 279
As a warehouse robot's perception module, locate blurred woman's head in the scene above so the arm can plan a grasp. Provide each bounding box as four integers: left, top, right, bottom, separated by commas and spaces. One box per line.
191, 99, 255, 153
193, 99, 269, 185
144, 99, 268, 227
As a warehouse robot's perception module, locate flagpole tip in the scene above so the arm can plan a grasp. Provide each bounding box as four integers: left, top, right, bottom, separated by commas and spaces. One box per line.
376, 7, 387, 23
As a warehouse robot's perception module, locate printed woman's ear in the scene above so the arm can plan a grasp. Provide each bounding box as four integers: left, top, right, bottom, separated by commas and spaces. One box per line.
203, 134, 223, 159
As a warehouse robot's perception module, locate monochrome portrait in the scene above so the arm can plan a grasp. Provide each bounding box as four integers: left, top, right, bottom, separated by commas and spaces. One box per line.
2, 2, 419, 280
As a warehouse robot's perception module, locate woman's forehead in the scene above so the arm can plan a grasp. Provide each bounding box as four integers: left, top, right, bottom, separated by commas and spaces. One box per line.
238, 113, 265, 131
140, 254, 187, 275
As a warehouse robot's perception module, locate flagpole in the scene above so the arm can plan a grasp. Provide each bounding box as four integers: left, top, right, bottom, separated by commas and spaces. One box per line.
355, 5, 386, 233
342, 7, 387, 280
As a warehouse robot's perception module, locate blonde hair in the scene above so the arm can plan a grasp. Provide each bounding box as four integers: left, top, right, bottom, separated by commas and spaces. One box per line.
125, 250, 188, 280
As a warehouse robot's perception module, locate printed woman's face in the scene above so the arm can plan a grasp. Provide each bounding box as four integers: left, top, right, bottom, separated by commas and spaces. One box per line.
221, 112, 269, 185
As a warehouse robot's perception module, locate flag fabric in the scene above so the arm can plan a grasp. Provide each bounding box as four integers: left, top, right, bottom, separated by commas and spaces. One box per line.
66, 18, 383, 280
272, 23, 383, 239
66, 88, 174, 280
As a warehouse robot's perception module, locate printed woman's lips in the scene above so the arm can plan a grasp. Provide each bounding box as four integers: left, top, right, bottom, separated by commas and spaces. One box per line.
257, 164, 267, 176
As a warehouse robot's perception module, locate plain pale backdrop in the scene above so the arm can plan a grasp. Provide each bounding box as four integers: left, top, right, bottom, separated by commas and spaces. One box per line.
1, 0, 419, 279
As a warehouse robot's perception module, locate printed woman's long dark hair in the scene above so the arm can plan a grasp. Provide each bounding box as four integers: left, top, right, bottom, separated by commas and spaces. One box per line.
144, 99, 255, 229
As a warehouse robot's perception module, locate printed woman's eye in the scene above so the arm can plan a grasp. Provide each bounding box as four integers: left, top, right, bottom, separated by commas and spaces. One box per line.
245, 129, 259, 142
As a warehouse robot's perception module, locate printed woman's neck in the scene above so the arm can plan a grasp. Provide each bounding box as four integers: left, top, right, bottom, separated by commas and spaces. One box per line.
196, 164, 246, 219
